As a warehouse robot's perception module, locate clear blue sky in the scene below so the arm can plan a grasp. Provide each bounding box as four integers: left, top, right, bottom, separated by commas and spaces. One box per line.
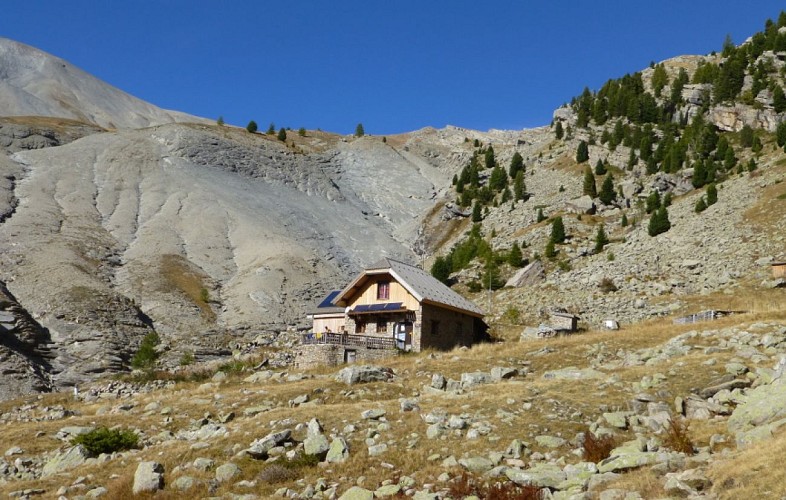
3, 1, 785, 135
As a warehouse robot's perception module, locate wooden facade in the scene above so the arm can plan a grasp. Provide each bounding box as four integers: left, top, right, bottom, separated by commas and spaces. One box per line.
772, 262, 786, 279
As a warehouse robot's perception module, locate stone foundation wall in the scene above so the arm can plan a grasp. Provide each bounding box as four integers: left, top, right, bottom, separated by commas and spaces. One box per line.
294, 344, 396, 370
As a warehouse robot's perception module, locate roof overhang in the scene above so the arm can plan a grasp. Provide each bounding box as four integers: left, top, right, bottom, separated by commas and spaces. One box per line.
422, 299, 484, 318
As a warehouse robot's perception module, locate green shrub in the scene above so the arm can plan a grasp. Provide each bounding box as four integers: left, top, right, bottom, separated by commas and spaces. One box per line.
72, 427, 139, 456
179, 351, 195, 366
131, 332, 160, 370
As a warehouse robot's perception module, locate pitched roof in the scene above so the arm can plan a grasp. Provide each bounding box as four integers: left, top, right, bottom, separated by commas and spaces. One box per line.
337, 257, 484, 317
310, 290, 345, 315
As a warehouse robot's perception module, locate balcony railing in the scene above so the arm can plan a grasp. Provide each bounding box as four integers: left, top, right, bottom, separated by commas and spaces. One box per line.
301, 332, 397, 350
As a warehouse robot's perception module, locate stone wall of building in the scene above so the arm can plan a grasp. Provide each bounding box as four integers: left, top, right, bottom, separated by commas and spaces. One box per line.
419, 305, 476, 351
294, 344, 396, 370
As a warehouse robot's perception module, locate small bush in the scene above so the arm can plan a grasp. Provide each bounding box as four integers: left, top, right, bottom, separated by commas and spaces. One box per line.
467, 281, 482, 293
663, 418, 695, 455
72, 427, 139, 456
598, 277, 618, 293
258, 464, 298, 484
582, 431, 617, 463
502, 306, 522, 325
199, 287, 210, 303
179, 351, 195, 366
447, 472, 542, 499
131, 332, 160, 370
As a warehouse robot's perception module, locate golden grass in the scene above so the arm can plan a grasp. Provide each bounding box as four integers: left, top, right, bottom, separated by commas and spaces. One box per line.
2, 303, 786, 497
159, 254, 215, 321
708, 428, 786, 499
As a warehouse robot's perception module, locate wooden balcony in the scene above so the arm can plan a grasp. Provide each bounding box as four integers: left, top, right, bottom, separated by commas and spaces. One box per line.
301, 332, 397, 350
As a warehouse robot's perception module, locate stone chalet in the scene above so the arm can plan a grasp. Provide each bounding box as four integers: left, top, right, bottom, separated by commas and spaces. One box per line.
295, 258, 486, 368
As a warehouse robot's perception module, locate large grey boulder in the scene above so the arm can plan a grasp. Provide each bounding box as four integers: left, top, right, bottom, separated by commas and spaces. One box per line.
728, 370, 786, 446
244, 430, 292, 459
505, 260, 545, 288
132, 461, 164, 494
326, 437, 350, 463
565, 195, 596, 214
505, 463, 566, 488
335, 365, 395, 385
41, 445, 91, 477
304, 434, 330, 459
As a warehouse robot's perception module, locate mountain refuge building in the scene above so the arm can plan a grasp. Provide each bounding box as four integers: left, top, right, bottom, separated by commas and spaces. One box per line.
296, 258, 487, 368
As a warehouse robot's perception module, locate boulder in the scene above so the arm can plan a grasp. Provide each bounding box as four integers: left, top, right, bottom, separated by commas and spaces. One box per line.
326, 437, 350, 463
41, 445, 91, 477
132, 461, 164, 494
215, 462, 241, 482
335, 365, 395, 385
543, 367, 605, 380
490, 366, 518, 381
338, 486, 374, 500
459, 456, 494, 474
304, 434, 330, 458
505, 463, 566, 488
245, 430, 292, 459
565, 195, 596, 215
505, 261, 545, 288
461, 372, 491, 389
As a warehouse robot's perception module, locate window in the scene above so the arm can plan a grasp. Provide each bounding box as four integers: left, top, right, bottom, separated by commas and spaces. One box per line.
377, 281, 390, 300
377, 320, 388, 334
356, 320, 367, 333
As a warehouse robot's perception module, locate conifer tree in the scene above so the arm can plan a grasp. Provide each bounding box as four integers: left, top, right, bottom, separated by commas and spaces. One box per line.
544, 239, 556, 259
695, 197, 707, 213
773, 85, 786, 113
509, 152, 524, 178
555, 121, 564, 139
648, 205, 671, 236
355, 123, 365, 137
489, 165, 508, 191
246, 120, 258, 133
217, 116, 225, 126
513, 171, 526, 201
576, 140, 590, 163
583, 167, 597, 198
430, 256, 452, 284
484, 147, 496, 169
599, 173, 616, 205
471, 201, 482, 222
267, 122, 275, 135
645, 191, 661, 214
692, 160, 707, 189
536, 207, 546, 223
706, 183, 718, 206
621, 213, 628, 227
277, 127, 287, 141
508, 242, 523, 267
777, 121, 786, 147
594, 158, 607, 175
594, 224, 609, 253
550, 216, 566, 244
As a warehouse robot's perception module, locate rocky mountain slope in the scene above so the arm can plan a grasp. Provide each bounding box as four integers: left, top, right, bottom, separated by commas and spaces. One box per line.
0, 38, 207, 129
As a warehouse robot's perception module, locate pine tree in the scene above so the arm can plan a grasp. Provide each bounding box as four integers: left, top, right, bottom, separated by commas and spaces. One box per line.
536, 207, 546, 223
471, 201, 482, 222
773, 85, 786, 113
706, 183, 718, 206
550, 216, 566, 244
508, 242, 523, 267
298, 127, 306, 137
267, 122, 276, 135
648, 206, 671, 236
277, 127, 287, 141
484, 147, 496, 169
544, 239, 556, 259
576, 140, 590, 163
777, 121, 786, 147
509, 152, 524, 178
598, 173, 616, 205
594, 158, 607, 175
583, 167, 597, 198
246, 120, 258, 133
555, 121, 564, 139
594, 224, 609, 253
621, 213, 629, 227
217, 116, 225, 126
501, 188, 512, 203
430, 256, 452, 285
695, 197, 707, 213
645, 191, 661, 214
513, 171, 526, 201
355, 123, 365, 137
489, 165, 508, 191
692, 160, 707, 188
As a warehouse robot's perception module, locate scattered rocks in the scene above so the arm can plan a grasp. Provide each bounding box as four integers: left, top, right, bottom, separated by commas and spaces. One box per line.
132, 461, 164, 494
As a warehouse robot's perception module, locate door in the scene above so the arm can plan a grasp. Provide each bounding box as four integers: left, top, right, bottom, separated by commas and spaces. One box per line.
395, 322, 413, 350
344, 349, 357, 364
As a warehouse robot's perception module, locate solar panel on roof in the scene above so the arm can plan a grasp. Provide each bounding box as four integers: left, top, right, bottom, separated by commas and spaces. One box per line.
317, 290, 341, 309
384, 302, 403, 310
353, 304, 372, 313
